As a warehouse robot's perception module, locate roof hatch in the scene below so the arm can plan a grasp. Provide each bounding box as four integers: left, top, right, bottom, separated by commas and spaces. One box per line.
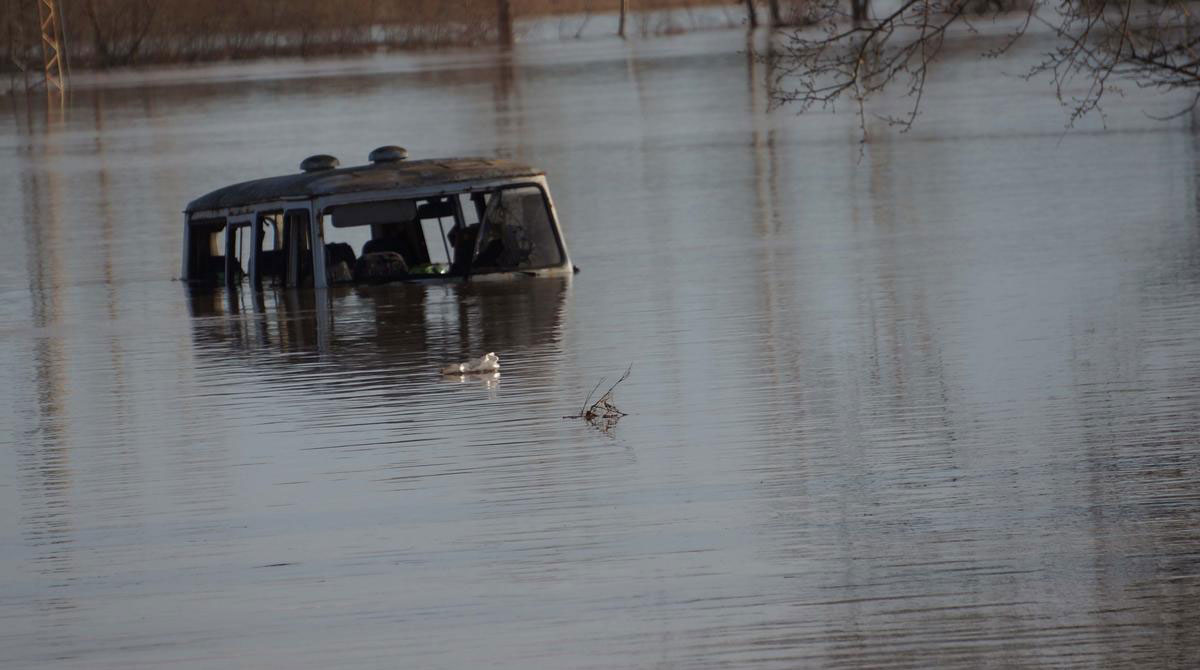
369, 145, 408, 164
300, 154, 340, 172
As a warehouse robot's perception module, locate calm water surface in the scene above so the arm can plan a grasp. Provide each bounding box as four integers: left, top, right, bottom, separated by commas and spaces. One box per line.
2, 26, 1200, 669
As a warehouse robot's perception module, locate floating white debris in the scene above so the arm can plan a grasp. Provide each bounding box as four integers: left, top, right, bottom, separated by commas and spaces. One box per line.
441, 352, 500, 376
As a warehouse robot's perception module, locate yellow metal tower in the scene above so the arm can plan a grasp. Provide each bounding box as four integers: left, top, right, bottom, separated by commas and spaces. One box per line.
36, 0, 67, 94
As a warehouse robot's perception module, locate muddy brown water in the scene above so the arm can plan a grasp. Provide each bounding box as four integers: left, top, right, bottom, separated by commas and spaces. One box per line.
2, 26, 1200, 669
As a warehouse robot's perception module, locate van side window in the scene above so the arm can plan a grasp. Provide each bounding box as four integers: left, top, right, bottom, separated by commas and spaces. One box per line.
254, 214, 285, 285
227, 222, 254, 284
318, 213, 363, 285
412, 198, 455, 274
186, 218, 238, 284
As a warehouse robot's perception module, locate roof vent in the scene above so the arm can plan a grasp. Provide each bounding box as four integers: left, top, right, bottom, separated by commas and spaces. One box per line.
369, 145, 408, 164
300, 154, 340, 172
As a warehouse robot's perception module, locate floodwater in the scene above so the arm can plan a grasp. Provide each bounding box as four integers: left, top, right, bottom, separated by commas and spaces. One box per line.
3, 24, 1200, 669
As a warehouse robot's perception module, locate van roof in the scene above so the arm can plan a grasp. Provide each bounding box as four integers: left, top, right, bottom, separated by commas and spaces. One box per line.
185, 157, 544, 214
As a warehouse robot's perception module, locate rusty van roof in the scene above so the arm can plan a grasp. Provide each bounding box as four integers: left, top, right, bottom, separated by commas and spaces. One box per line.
185, 157, 544, 214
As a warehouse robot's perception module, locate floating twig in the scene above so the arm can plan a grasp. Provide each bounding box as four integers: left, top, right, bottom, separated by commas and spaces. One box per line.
566, 364, 632, 432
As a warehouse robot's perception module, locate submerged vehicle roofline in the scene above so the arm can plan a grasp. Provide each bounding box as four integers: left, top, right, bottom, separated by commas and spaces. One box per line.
184, 156, 544, 214
184, 175, 551, 221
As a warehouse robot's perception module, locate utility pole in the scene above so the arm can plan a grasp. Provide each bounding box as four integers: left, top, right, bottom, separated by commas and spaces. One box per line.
36, 0, 67, 95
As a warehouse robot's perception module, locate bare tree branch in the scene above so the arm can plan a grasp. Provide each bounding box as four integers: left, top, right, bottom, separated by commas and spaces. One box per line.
761, 0, 1200, 137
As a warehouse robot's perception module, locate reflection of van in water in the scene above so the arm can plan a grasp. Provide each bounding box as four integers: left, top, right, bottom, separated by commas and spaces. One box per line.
182, 146, 574, 288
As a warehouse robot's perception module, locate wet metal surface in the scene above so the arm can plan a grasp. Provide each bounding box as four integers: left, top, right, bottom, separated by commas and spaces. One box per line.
185, 156, 541, 213
2, 28, 1200, 668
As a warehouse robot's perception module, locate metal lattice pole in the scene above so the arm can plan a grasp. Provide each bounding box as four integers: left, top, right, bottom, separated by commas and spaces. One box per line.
36, 0, 66, 94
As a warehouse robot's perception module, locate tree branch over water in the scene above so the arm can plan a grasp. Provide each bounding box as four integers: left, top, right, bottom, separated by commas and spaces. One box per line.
763, 0, 1200, 134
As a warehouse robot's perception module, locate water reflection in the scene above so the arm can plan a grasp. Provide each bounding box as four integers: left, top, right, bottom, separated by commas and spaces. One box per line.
188, 278, 569, 364
491, 52, 520, 158
6, 87, 84, 659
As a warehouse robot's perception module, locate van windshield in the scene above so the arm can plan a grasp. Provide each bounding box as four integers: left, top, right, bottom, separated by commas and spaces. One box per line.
468, 186, 563, 272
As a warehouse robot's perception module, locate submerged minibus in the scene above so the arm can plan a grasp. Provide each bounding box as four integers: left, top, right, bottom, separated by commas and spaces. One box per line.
182, 146, 573, 288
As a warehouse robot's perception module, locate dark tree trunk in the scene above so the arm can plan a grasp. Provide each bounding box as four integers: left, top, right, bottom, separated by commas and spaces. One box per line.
496, 0, 512, 46
768, 0, 783, 26
84, 0, 112, 67
850, 0, 869, 25
745, 0, 758, 29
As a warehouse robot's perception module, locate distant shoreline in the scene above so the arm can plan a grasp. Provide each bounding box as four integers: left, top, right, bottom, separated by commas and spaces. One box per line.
3, 1, 757, 77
